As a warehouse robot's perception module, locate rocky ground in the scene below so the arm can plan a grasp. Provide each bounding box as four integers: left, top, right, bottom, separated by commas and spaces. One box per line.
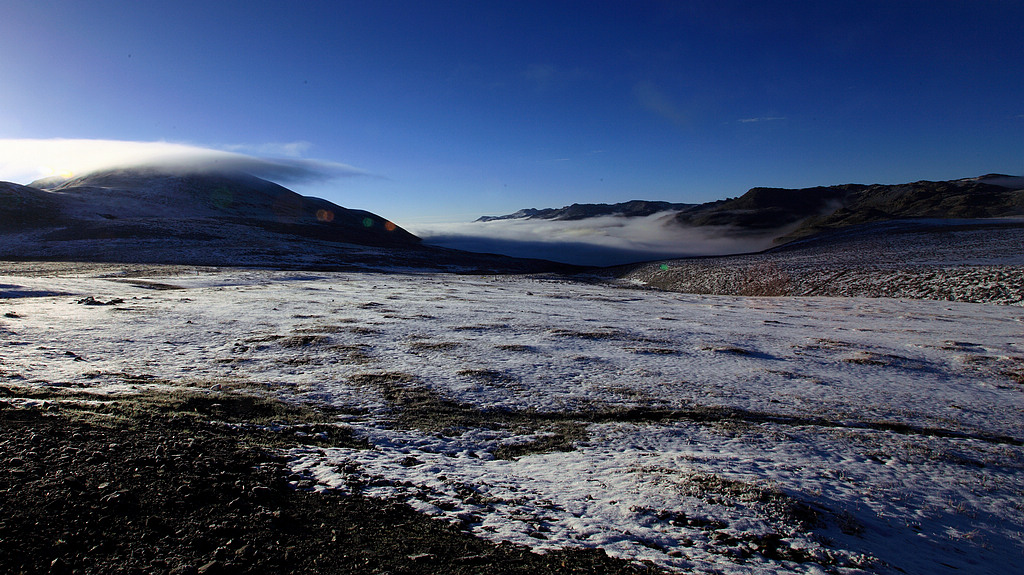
0, 387, 660, 575
615, 219, 1024, 305
3, 222, 1022, 574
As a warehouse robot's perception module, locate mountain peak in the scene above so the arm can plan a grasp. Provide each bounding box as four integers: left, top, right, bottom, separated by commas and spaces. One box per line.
4, 165, 420, 251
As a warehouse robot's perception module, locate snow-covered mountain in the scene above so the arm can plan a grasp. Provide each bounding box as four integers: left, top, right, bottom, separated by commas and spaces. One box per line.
19, 167, 419, 246
0, 167, 568, 272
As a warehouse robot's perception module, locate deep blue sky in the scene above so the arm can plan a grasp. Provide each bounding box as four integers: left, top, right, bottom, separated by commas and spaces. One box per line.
2, 1, 1022, 225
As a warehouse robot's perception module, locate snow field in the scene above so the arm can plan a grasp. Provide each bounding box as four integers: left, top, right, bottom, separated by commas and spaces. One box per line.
2, 269, 1022, 573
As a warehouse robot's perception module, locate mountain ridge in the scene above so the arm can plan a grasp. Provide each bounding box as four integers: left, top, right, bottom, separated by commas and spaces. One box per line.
20, 167, 420, 247
0, 167, 570, 272
476, 200, 696, 222
479, 175, 1024, 244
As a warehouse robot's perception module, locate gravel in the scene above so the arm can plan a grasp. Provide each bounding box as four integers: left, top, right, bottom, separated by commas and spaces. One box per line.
0, 389, 661, 575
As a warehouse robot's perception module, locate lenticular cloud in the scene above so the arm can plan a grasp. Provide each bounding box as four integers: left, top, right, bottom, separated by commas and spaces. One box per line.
0, 139, 366, 185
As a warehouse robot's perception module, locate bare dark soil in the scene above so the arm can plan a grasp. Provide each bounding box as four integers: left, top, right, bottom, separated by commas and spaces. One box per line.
0, 391, 660, 575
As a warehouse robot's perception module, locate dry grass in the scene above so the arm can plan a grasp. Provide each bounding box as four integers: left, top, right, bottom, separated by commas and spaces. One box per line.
737, 263, 793, 297
625, 347, 677, 355
548, 328, 625, 340
494, 344, 534, 352
701, 345, 755, 356
279, 335, 332, 348
457, 369, 517, 385
409, 341, 463, 352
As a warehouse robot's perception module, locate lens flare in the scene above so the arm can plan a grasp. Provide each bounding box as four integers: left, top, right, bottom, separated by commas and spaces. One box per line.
316, 209, 335, 222
384, 221, 397, 232
362, 217, 374, 228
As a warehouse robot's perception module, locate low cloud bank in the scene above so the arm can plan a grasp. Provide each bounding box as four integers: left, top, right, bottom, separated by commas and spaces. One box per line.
0, 139, 366, 185
411, 213, 784, 267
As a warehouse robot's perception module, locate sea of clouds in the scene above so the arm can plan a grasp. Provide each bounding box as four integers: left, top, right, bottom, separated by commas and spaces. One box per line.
412, 213, 786, 266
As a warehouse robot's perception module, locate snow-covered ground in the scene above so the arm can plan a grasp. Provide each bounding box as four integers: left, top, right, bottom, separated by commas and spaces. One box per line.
2, 268, 1022, 574
620, 219, 1024, 305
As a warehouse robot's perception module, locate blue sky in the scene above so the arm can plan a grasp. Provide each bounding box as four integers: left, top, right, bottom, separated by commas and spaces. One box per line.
2, 0, 1022, 225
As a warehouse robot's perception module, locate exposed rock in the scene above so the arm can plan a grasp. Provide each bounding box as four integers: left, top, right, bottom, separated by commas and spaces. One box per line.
0, 393, 658, 574
77, 296, 125, 306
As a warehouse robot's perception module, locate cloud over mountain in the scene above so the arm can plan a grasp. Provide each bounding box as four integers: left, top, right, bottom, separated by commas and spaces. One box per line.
0, 139, 366, 186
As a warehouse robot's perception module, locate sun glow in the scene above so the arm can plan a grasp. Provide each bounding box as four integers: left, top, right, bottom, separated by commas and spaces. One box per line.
0, 138, 367, 187
0, 139, 214, 184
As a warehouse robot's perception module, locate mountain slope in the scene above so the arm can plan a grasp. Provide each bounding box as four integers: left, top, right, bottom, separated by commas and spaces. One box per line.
26, 168, 419, 247
672, 185, 862, 230
613, 217, 1024, 304
477, 200, 695, 222
481, 175, 1024, 244
774, 176, 1024, 242
0, 181, 65, 231
1, 168, 570, 272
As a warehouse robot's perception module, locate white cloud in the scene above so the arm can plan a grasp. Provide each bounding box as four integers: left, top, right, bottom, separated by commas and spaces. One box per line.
0, 138, 366, 185
219, 141, 313, 158
410, 213, 784, 266
738, 116, 786, 123
633, 82, 689, 127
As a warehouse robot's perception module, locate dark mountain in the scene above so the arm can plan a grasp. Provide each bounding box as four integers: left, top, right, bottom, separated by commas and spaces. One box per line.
0, 168, 571, 272
0, 181, 65, 231
775, 177, 1024, 242
676, 176, 1024, 239
476, 208, 547, 221
22, 168, 420, 247
477, 200, 695, 222
672, 185, 862, 230
480, 175, 1024, 245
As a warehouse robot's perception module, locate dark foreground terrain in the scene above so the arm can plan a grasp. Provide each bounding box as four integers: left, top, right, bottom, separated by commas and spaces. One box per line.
0, 389, 659, 575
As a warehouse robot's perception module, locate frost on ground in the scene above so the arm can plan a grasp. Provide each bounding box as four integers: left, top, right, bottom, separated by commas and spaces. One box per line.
619, 219, 1024, 305
2, 266, 1023, 574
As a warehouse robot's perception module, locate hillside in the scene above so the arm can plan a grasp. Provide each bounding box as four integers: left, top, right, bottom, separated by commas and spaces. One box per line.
0, 168, 569, 272
614, 217, 1024, 305
22, 168, 420, 247
772, 175, 1024, 242
477, 200, 695, 222
480, 175, 1024, 244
